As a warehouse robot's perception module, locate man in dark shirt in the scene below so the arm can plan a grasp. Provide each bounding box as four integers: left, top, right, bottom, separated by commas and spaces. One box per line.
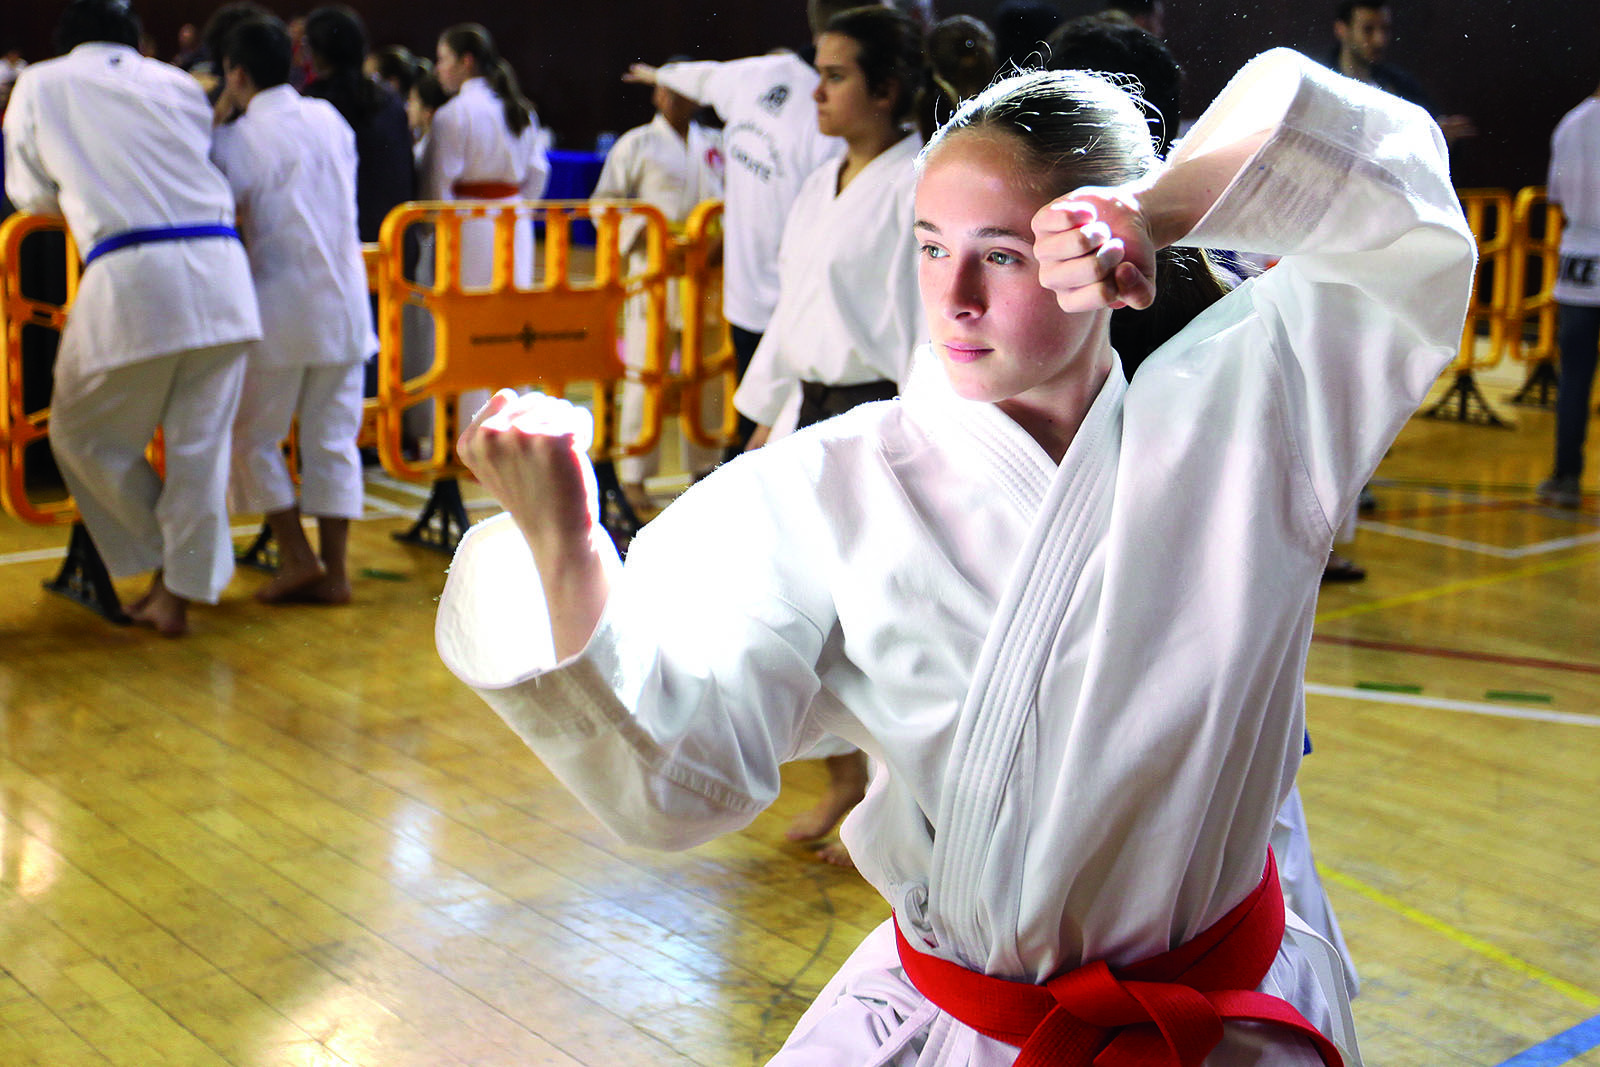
1331, 0, 1474, 142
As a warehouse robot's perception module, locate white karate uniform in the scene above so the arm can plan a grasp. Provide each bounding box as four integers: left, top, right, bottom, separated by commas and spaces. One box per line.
655, 55, 843, 333
1548, 96, 1600, 307
591, 114, 725, 484
733, 132, 925, 428
210, 84, 376, 519
437, 50, 1474, 1065
417, 76, 552, 432
3, 42, 261, 603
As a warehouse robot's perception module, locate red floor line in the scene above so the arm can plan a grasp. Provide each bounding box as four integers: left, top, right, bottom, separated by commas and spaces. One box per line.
1311, 633, 1600, 675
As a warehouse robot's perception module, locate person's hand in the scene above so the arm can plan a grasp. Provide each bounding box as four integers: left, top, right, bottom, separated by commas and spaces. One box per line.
457, 389, 599, 557
623, 63, 658, 86
1032, 186, 1158, 313
744, 424, 772, 451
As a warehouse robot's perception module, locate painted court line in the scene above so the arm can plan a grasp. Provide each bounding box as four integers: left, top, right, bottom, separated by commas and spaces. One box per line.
1359, 520, 1600, 559
1317, 865, 1600, 1012
1497, 1014, 1600, 1066
1314, 549, 1600, 623
1311, 634, 1600, 676
1305, 682, 1600, 728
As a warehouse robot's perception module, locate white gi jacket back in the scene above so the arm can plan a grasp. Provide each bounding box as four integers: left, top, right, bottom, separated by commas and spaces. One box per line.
438, 50, 1475, 1065
210, 85, 375, 368
655, 54, 843, 333
2, 43, 260, 370
419, 77, 550, 202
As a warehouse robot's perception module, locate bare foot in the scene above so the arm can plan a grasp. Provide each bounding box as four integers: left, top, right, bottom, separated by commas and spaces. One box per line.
786, 752, 869, 842
815, 840, 855, 868
273, 572, 352, 605
129, 581, 189, 637
255, 560, 328, 603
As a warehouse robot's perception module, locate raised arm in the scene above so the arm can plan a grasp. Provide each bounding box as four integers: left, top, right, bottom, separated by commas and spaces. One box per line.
455, 390, 611, 661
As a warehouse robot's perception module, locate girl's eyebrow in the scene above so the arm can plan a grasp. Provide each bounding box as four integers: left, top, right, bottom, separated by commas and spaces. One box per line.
914, 219, 1033, 243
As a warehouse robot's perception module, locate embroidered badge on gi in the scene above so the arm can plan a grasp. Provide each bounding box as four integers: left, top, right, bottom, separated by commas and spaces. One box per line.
757, 84, 789, 115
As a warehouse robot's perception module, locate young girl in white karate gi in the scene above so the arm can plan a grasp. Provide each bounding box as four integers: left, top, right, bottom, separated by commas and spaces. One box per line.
437, 48, 1475, 1065
734, 5, 927, 865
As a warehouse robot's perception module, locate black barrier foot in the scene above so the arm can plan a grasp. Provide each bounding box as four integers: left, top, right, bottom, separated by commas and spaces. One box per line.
1422, 369, 1513, 428
593, 460, 641, 559
393, 476, 470, 554
44, 523, 131, 625
236, 520, 279, 572
1509, 361, 1559, 408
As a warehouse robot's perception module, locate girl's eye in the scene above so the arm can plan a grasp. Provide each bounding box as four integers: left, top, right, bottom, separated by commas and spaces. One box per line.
919, 244, 947, 260
987, 250, 1020, 266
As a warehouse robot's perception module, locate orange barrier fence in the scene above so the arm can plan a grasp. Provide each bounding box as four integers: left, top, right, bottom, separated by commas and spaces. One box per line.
0, 212, 80, 525
1505, 187, 1563, 405
678, 199, 738, 450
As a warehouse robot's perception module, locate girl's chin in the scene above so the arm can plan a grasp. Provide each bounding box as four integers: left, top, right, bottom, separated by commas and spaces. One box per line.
939, 363, 1008, 404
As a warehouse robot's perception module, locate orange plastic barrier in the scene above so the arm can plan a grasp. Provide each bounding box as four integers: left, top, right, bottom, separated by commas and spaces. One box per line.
1505, 187, 1563, 394
0, 213, 80, 524
677, 200, 738, 450
1456, 188, 1516, 370
372, 199, 676, 481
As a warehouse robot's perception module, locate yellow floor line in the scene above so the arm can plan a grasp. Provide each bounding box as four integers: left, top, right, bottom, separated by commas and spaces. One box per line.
1315, 549, 1600, 623
1318, 864, 1600, 1009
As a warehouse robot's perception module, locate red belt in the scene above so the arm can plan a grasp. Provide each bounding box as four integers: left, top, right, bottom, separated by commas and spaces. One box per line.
894, 850, 1344, 1067
452, 181, 521, 199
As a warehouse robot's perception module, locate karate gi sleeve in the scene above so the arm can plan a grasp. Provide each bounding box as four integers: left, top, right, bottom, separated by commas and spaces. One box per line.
654, 61, 737, 122
519, 121, 551, 199
1171, 47, 1476, 535
1, 77, 60, 216
436, 456, 837, 851
419, 103, 466, 200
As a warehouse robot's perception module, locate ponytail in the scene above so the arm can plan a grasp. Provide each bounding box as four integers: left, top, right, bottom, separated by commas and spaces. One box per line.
1109, 247, 1228, 378
439, 23, 535, 135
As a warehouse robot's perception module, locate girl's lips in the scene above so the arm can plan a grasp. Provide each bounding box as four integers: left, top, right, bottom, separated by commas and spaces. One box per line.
941, 341, 991, 364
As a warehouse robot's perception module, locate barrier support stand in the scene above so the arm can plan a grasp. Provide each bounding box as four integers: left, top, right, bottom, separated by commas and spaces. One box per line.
393, 475, 470, 553
1509, 360, 1559, 407
43, 522, 130, 625
593, 458, 641, 558
236, 520, 279, 572
1422, 369, 1514, 427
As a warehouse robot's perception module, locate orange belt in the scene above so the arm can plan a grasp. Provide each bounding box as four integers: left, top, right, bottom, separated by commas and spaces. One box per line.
452, 181, 521, 199
894, 850, 1343, 1066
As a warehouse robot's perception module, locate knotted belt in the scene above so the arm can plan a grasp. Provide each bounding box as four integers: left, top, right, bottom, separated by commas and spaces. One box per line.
894, 850, 1344, 1066
84, 223, 241, 267
451, 180, 521, 199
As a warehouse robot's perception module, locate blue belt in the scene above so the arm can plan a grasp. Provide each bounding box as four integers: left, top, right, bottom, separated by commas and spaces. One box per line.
84, 223, 241, 267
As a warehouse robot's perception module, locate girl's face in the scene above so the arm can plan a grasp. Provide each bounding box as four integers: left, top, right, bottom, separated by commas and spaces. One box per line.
812, 32, 893, 141
406, 87, 432, 135
914, 132, 1110, 412
435, 41, 474, 94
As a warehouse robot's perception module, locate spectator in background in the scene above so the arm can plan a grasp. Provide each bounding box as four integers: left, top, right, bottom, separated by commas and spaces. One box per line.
1102, 0, 1166, 38
406, 71, 448, 158
212, 16, 374, 605
4, 0, 261, 635
368, 44, 426, 99
591, 59, 725, 516
301, 5, 413, 243
1330, 0, 1474, 143
991, 0, 1063, 72
171, 22, 202, 69
920, 14, 997, 139
1538, 76, 1600, 509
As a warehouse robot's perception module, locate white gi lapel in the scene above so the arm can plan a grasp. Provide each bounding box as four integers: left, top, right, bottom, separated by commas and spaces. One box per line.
926, 361, 1126, 969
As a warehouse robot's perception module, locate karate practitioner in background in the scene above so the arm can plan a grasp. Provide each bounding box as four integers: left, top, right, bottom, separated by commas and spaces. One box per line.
3, 0, 261, 637
590, 62, 725, 516
623, 0, 868, 455
733, 5, 927, 866
1538, 74, 1600, 509
438, 48, 1474, 1065
211, 16, 375, 605
416, 22, 551, 440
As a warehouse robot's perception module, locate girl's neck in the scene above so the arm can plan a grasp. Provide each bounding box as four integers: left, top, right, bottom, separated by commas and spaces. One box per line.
996, 339, 1116, 464
837, 124, 905, 193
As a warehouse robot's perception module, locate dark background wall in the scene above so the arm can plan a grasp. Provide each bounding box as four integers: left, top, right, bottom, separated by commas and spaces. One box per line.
6, 1, 1595, 189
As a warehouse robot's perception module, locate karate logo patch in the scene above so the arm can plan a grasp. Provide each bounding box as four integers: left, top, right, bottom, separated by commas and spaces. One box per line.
757, 84, 789, 115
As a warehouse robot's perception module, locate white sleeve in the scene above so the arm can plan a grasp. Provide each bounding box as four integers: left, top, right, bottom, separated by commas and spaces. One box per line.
1174, 48, 1476, 530
732, 327, 800, 427
655, 60, 736, 120
589, 130, 634, 200
436, 458, 837, 851
420, 102, 465, 199
520, 119, 551, 199
2, 76, 59, 216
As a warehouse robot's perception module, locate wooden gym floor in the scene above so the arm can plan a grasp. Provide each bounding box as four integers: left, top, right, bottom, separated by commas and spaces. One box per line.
0, 364, 1596, 1066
